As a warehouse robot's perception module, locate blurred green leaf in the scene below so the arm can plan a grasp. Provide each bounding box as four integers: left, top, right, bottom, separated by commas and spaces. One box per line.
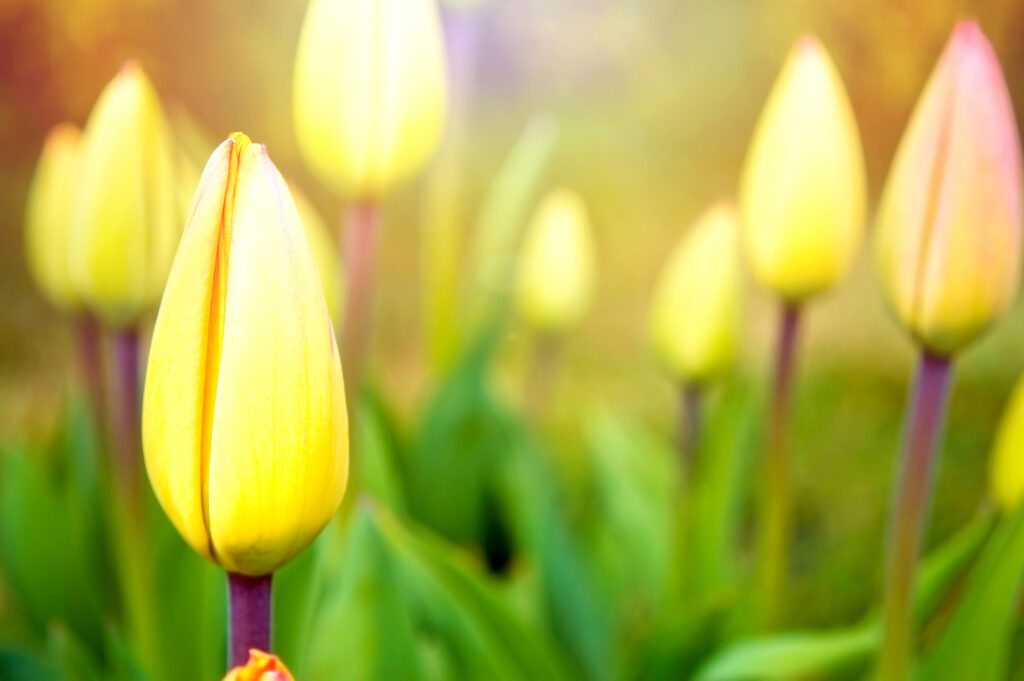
0, 648, 64, 681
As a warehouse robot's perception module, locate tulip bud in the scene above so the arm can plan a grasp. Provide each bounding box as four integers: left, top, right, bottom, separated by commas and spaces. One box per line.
288, 182, 345, 325
991, 375, 1024, 511
224, 650, 294, 681
25, 124, 82, 311
293, 0, 447, 198
71, 62, 181, 327
875, 22, 1022, 356
515, 188, 596, 334
142, 133, 348, 576
649, 203, 742, 384
740, 36, 866, 301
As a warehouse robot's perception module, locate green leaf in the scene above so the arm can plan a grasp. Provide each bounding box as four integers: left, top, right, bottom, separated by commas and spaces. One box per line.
0, 648, 64, 681
919, 503, 1024, 681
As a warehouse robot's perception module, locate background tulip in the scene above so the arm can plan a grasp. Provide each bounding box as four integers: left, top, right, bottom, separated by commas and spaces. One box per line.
25, 123, 83, 313
71, 62, 181, 328
289, 182, 345, 326
875, 22, 1022, 357
990, 375, 1024, 512
292, 0, 447, 198
516, 188, 596, 335
874, 21, 1023, 681
740, 36, 866, 302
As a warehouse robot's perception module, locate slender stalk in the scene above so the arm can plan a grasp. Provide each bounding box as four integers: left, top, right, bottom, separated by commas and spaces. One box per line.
877, 352, 953, 681
524, 332, 560, 420
679, 383, 702, 476
228, 573, 273, 669
110, 328, 141, 502
75, 313, 107, 437
341, 201, 380, 417
757, 302, 802, 629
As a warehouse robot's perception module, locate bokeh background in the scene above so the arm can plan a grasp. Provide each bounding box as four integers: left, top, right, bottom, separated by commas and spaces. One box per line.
3, 0, 1024, 633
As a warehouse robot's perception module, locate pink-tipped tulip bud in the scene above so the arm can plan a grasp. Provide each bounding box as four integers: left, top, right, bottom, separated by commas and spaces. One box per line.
875, 21, 1023, 356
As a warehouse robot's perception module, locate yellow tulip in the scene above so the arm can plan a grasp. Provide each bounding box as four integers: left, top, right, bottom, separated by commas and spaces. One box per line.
516, 188, 596, 334
223, 650, 294, 681
991, 375, 1024, 511
142, 133, 348, 576
293, 0, 447, 198
288, 182, 344, 325
649, 203, 742, 384
740, 36, 866, 301
25, 123, 82, 311
71, 62, 181, 327
875, 21, 1022, 356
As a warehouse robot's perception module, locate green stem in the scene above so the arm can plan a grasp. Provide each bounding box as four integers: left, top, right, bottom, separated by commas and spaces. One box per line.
111, 327, 141, 504
679, 383, 702, 477
758, 302, 801, 629
877, 352, 952, 681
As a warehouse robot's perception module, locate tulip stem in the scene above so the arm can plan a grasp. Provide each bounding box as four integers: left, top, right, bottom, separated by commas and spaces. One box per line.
757, 302, 801, 629
75, 313, 106, 438
679, 383, 702, 476
524, 332, 560, 420
342, 201, 380, 418
877, 352, 952, 681
228, 572, 273, 669
111, 328, 141, 502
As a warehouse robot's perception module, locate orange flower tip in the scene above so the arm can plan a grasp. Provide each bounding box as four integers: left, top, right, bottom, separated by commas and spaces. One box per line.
223, 649, 294, 681
228, 131, 253, 153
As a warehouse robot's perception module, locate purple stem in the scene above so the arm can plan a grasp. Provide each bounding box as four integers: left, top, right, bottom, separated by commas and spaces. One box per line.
758, 302, 802, 629
111, 328, 141, 500
75, 313, 106, 437
878, 352, 953, 681
679, 384, 703, 475
525, 333, 560, 420
342, 201, 380, 418
228, 573, 273, 669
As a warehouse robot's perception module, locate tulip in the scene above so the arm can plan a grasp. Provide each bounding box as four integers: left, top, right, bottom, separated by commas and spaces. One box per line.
142, 133, 348, 665
293, 0, 447, 198
25, 124, 83, 312
874, 22, 1022, 681
224, 650, 294, 681
288, 182, 344, 325
990, 376, 1024, 512
649, 202, 742, 466
740, 35, 866, 629
72, 62, 181, 328
516, 188, 596, 335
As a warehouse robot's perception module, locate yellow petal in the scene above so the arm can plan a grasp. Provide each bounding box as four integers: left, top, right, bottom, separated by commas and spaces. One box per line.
72, 62, 181, 327
515, 188, 596, 334
875, 21, 1022, 355
649, 202, 742, 383
740, 36, 866, 301
25, 123, 82, 311
293, 0, 447, 197
991, 374, 1024, 511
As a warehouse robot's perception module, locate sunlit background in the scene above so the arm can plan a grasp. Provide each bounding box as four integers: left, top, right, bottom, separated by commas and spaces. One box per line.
3, 0, 1024, 639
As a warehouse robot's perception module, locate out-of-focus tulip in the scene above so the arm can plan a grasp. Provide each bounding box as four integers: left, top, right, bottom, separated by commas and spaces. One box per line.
293, 0, 447, 198
288, 183, 344, 324
990, 375, 1024, 511
515, 188, 596, 334
71, 62, 181, 327
875, 21, 1022, 356
25, 123, 82, 311
740, 36, 866, 301
142, 133, 348, 576
649, 203, 742, 384
223, 650, 294, 681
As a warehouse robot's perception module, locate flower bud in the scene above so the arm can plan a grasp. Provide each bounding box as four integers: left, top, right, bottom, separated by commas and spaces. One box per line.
991, 374, 1024, 511
649, 203, 742, 384
224, 650, 294, 681
25, 124, 82, 311
293, 0, 447, 198
142, 133, 348, 576
71, 62, 181, 327
515, 188, 596, 334
288, 182, 344, 325
875, 22, 1022, 355
740, 36, 866, 301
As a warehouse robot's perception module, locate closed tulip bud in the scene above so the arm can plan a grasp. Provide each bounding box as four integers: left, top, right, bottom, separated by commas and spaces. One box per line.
293, 0, 447, 198
142, 133, 348, 576
71, 62, 181, 327
991, 375, 1024, 511
516, 188, 596, 334
224, 650, 294, 681
649, 203, 742, 384
875, 22, 1022, 356
288, 183, 344, 325
25, 124, 82, 311
740, 36, 866, 301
